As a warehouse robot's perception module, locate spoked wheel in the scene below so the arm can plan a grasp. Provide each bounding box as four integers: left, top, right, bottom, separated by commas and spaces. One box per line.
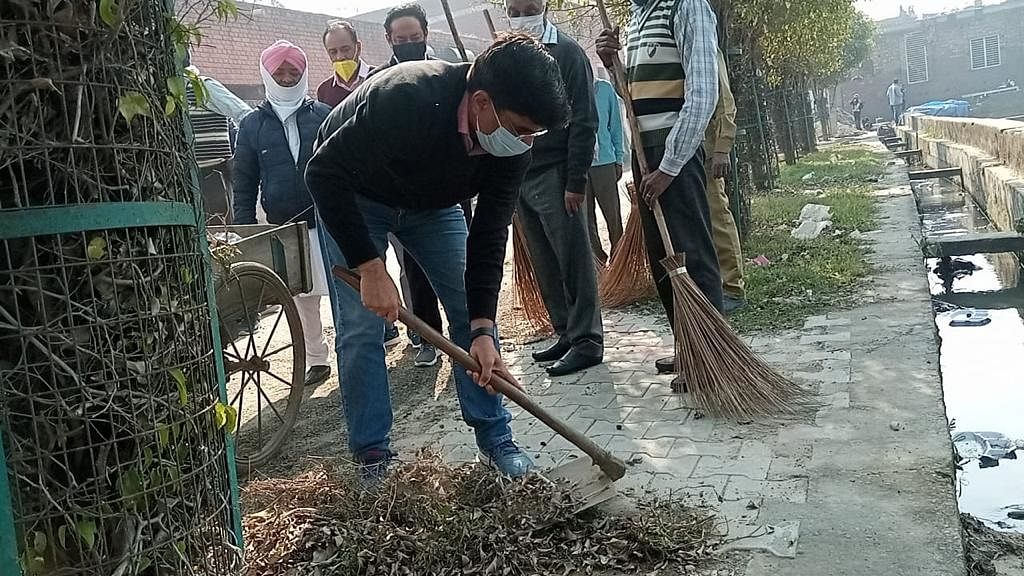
215, 262, 305, 475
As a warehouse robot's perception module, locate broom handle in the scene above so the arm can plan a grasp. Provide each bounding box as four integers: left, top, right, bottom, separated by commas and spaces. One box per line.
332, 266, 627, 481
440, 0, 469, 62
482, 8, 498, 39
594, 0, 676, 256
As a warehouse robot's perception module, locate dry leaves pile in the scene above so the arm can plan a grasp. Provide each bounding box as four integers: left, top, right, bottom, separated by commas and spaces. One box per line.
243, 455, 719, 575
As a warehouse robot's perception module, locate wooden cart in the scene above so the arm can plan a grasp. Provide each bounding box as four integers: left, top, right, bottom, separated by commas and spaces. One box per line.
208, 223, 316, 474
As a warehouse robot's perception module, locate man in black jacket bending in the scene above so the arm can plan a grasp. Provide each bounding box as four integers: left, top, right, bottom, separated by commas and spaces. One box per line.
305, 34, 569, 483
506, 0, 602, 377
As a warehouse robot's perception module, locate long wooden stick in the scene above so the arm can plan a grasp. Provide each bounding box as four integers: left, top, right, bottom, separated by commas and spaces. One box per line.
332, 266, 627, 481
482, 8, 498, 39
594, 0, 675, 255
439, 0, 469, 62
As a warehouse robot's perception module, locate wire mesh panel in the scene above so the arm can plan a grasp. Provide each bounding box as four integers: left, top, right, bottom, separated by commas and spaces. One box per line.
0, 1, 241, 574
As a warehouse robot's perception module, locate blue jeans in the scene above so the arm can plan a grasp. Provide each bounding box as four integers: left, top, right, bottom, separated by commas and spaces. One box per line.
317, 197, 512, 459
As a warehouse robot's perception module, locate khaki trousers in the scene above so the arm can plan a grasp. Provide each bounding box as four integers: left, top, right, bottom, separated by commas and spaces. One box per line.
705, 172, 745, 298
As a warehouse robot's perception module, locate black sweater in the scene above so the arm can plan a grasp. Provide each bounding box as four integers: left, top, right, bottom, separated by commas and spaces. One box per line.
305, 61, 531, 321
529, 29, 597, 194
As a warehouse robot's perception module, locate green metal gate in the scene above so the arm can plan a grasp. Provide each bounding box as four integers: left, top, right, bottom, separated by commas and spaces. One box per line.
0, 1, 242, 574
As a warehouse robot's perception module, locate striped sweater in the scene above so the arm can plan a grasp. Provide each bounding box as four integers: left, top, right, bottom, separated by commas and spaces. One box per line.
625, 0, 684, 150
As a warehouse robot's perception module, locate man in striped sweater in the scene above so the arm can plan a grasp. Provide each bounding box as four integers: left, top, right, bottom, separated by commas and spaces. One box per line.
597, 0, 723, 383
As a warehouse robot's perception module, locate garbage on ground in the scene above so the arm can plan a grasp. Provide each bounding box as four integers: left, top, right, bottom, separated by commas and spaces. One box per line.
953, 431, 1019, 468
750, 254, 771, 267
799, 204, 832, 223
791, 203, 833, 240
949, 308, 992, 327
792, 220, 831, 240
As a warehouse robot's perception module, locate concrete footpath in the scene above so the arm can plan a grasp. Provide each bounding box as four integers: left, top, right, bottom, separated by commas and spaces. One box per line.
408, 160, 966, 574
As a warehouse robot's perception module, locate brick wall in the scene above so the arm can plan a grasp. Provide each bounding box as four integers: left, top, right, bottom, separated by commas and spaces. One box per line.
838, 1, 1024, 122
183, 2, 491, 103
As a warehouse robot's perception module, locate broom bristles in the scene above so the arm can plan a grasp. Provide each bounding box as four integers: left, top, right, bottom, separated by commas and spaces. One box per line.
599, 184, 657, 308
660, 253, 809, 419
511, 215, 553, 334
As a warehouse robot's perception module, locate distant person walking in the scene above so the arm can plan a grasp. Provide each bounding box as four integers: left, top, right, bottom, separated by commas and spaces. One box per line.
887, 79, 905, 124
849, 93, 864, 130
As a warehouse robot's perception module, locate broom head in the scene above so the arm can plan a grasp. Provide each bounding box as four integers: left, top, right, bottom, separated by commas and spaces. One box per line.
660, 253, 809, 419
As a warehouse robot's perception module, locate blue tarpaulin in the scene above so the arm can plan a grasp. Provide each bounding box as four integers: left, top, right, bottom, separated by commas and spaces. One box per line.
907, 100, 971, 117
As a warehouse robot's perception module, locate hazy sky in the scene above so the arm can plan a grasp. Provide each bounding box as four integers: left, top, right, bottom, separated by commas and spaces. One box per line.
275, 0, 999, 20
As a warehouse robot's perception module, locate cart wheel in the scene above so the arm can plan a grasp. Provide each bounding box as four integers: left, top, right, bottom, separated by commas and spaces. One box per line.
216, 262, 306, 474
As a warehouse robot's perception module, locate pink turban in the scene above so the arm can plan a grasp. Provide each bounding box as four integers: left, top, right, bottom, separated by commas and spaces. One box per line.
260, 40, 307, 74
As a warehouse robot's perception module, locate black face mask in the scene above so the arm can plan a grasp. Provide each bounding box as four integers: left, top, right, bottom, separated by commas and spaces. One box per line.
392, 41, 427, 62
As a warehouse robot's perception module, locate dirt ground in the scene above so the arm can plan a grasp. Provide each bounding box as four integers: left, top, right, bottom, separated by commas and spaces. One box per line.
228, 251, 555, 486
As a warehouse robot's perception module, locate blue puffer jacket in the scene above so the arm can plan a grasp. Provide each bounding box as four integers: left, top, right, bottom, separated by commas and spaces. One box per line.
232, 99, 330, 226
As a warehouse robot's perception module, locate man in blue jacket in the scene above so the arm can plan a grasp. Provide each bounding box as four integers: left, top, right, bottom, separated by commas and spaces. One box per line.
587, 73, 625, 264
233, 40, 333, 388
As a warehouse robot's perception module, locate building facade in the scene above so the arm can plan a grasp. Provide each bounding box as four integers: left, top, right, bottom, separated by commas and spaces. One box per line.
840, 0, 1024, 121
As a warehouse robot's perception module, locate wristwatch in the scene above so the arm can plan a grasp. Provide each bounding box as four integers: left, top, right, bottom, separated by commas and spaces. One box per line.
470, 326, 498, 346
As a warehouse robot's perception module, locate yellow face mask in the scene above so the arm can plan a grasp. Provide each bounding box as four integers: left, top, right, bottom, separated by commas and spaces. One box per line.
333, 59, 359, 82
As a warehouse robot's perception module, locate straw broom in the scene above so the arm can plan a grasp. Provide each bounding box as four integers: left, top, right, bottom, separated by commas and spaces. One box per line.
594, 0, 806, 418
512, 213, 553, 333
476, 5, 552, 333
599, 181, 656, 307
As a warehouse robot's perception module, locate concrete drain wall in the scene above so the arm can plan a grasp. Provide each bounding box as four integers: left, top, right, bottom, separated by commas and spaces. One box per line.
898, 115, 1024, 233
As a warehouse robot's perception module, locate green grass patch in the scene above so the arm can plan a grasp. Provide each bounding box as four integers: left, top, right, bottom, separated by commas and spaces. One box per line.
730, 185, 877, 333
779, 146, 887, 189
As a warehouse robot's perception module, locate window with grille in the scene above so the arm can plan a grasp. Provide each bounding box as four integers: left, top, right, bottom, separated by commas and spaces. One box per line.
905, 34, 929, 84
970, 35, 1001, 69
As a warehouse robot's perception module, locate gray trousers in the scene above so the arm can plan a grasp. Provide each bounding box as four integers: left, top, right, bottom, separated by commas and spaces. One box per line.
518, 164, 604, 356
585, 163, 624, 264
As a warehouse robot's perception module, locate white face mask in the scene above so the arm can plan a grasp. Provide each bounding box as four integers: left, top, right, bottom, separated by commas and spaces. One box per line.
476, 103, 532, 157
509, 14, 546, 39
259, 62, 309, 120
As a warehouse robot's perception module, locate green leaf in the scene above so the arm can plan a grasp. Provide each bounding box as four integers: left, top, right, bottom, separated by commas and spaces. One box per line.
167, 76, 186, 100
170, 368, 188, 406
99, 0, 122, 29
224, 403, 238, 434
157, 425, 170, 448
143, 446, 154, 468
184, 69, 209, 108
117, 92, 151, 123
215, 0, 239, 20
86, 236, 106, 260
118, 469, 144, 502
32, 531, 46, 554
57, 525, 67, 549
76, 519, 97, 551
164, 95, 176, 117
214, 401, 227, 429
180, 266, 193, 285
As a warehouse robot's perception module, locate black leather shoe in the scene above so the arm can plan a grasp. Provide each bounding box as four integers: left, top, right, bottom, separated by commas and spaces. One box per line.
546, 349, 602, 377
304, 365, 331, 387
532, 339, 571, 363
655, 356, 677, 374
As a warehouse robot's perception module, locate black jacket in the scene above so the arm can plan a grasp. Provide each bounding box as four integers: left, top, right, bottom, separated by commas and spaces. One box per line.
232, 99, 331, 226
305, 61, 531, 321
528, 28, 597, 194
